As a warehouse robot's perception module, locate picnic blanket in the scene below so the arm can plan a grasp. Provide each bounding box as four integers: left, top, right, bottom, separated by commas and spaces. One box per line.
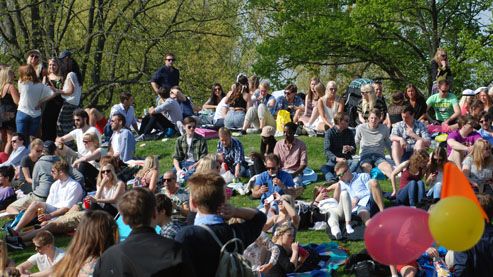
287, 242, 349, 277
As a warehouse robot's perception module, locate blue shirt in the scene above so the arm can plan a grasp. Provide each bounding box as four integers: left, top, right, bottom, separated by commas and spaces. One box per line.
275, 95, 304, 117
217, 137, 245, 170
340, 173, 372, 207
253, 92, 276, 115
254, 170, 295, 203
478, 129, 493, 145
109, 103, 138, 128
110, 128, 135, 162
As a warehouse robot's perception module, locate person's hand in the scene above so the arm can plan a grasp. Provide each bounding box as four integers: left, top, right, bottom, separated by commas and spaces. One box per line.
336, 157, 346, 163
273, 192, 281, 200
440, 60, 447, 68
351, 198, 358, 208
38, 213, 52, 222
219, 203, 236, 220
263, 199, 271, 211
391, 189, 396, 198
291, 242, 299, 253
272, 178, 281, 186
258, 263, 273, 273
426, 247, 439, 258
148, 107, 155, 115
467, 146, 474, 153
259, 185, 269, 194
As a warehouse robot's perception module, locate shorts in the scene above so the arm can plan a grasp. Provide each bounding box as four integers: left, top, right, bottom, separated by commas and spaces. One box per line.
48, 210, 85, 234
359, 153, 387, 167
354, 197, 380, 217
8, 193, 46, 212
95, 117, 108, 135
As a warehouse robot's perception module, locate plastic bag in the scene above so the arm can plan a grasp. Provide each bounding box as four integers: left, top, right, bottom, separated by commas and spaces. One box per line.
276, 110, 292, 132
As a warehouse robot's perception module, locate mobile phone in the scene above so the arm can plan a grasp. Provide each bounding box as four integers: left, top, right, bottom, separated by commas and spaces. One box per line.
265, 194, 275, 204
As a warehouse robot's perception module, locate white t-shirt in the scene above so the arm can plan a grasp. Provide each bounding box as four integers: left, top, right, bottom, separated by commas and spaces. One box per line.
111, 130, 122, 156
214, 98, 229, 121
27, 247, 65, 272
46, 177, 83, 209
62, 72, 82, 106
17, 81, 54, 117
68, 126, 101, 156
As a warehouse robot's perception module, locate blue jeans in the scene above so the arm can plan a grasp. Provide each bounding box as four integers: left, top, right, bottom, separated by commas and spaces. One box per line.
320, 159, 359, 181
427, 182, 442, 199
224, 110, 245, 129
397, 180, 425, 206
16, 111, 41, 138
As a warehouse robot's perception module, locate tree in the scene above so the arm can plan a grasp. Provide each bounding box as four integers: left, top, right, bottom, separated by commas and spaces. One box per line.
248, 0, 493, 94
0, 0, 247, 109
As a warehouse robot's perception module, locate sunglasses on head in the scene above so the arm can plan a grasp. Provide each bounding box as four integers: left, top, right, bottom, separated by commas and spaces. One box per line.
336, 168, 348, 178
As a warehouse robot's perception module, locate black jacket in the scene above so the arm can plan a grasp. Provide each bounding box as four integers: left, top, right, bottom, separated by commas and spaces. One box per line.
175, 211, 266, 277
93, 226, 191, 277
454, 224, 493, 277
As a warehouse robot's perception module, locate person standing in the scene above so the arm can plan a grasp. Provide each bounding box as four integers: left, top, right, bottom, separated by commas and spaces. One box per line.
150, 53, 180, 96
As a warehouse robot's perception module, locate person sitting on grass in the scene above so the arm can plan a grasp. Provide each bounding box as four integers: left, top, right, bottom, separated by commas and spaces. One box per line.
108, 113, 135, 162
390, 150, 429, 206
16, 230, 64, 277
9, 160, 83, 236
266, 222, 300, 277
313, 182, 354, 239
217, 127, 249, 178
263, 193, 300, 233
446, 115, 482, 168
390, 105, 431, 166
175, 172, 266, 277
251, 154, 297, 205
172, 116, 208, 176
85, 164, 125, 217
0, 166, 16, 210
321, 112, 357, 182
51, 210, 117, 277
156, 193, 182, 240
274, 122, 307, 187
462, 139, 493, 194
333, 160, 385, 225
134, 155, 160, 193
94, 188, 190, 276
161, 171, 190, 223
355, 108, 393, 179
424, 147, 448, 202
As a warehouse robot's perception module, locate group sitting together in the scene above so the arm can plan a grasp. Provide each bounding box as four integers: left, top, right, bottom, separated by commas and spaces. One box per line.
0, 49, 492, 277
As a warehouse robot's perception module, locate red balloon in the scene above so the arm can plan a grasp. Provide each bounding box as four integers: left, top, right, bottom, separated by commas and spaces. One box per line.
364, 206, 433, 265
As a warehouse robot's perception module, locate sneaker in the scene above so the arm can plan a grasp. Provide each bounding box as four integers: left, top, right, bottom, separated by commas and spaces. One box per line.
246, 128, 260, 134
345, 224, 355, 234
6, 236, 24, 251
330, 225, 342, 240
6, 227, 18, 237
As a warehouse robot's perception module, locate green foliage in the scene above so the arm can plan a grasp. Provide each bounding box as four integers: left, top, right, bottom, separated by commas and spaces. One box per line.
248, 0, 493, 93
0, 0, 249, 111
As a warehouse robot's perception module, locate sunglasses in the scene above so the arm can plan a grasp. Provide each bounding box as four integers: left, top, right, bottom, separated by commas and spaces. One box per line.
11, 140, 17, 143
30, 55, 39, 58
83, 140, 90, 144
101, 170, 112, 174
186, 125, 196, 129
34, 244, 44, 250
266, 166, 277, 171
163, 178, 174, 182
35, 149, 43, 153
166, 59, 175, 61
336, 168, 348, 178
328, 88, 337, 91
480, 120, 489, 123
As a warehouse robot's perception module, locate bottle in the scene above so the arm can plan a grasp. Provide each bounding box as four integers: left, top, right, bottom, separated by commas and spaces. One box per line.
433, 257, 450, 277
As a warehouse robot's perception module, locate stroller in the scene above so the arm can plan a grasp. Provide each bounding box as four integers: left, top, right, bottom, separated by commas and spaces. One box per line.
342, 78, 373, 127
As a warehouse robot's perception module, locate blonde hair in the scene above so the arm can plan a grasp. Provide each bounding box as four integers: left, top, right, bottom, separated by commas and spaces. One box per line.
0, 240, 8, 272
83, 132, 100, 148
433, 48, 447, 63
360, 84, 376, 114
97, 164, 118, 188
195, 154, 220, 174
272, 222, 295, 243
0, 67, 14, 89
136, 156, 159, 179
472, 139, 491, 170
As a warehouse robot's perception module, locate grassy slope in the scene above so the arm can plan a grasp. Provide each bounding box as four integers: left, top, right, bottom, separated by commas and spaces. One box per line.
8, 134, 394, 275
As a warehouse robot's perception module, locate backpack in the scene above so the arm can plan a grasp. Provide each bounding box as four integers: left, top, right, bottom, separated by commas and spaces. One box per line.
345, 249, 390, 277
198, 225, 255, 277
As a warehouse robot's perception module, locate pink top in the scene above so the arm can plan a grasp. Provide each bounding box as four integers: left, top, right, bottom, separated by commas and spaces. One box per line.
273, 138, 307, 172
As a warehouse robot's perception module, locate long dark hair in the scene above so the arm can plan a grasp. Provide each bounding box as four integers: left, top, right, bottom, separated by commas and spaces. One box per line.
62, 56, 83, 86
209, 83, 225, 105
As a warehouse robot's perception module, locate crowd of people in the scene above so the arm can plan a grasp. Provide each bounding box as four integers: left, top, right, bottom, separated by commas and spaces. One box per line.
0, 48, 491, 276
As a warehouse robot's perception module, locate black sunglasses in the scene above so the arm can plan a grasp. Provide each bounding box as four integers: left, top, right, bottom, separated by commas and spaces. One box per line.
336, 168, 348, 178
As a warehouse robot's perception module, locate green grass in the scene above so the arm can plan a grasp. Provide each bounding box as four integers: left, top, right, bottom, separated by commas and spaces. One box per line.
8, 133, 394, 275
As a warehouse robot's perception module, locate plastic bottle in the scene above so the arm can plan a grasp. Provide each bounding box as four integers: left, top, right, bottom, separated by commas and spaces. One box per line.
433, 257, 450, 277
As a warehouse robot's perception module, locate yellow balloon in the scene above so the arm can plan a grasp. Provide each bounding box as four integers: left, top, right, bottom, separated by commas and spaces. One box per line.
429, 196, 485, 251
